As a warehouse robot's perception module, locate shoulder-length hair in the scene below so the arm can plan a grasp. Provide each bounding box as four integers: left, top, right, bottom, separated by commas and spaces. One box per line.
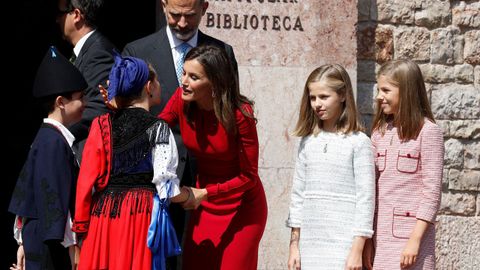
372, 59, 435, 140
183, 45, 254, 134
293, 64, 363, 137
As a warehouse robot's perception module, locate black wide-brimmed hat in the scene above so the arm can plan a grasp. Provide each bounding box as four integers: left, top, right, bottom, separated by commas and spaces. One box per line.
33, 46, 87, 98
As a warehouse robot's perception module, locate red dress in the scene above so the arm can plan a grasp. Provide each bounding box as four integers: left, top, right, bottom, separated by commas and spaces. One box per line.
160, 88, 268, 270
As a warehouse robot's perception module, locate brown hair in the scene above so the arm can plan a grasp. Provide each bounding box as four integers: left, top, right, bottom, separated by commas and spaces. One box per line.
183, 45, 254, 134
372, 59, 435, 140
115, 64, 157, 108
68, 0, 105, 28
293, 64, 363, 137
39, 91, 79, 114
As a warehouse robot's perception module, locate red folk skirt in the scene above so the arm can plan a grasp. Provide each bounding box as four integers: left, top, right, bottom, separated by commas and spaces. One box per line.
78, 185, 154, 270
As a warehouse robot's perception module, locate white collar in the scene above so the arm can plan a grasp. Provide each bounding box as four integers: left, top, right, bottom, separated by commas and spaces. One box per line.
73, 30, 96, 57
166, 26, 198, 49
43, 118, 76, 148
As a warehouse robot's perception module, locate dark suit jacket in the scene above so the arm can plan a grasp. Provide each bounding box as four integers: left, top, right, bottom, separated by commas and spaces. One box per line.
69, 31, 116, 143
122, 27, 237, 181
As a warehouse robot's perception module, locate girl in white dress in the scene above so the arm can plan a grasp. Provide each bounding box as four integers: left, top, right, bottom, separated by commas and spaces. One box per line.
287, 64, 375, 270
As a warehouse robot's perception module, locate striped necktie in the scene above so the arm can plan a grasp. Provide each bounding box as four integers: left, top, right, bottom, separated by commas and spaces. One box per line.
176, 43, 191, 86
69, 52, 77, 63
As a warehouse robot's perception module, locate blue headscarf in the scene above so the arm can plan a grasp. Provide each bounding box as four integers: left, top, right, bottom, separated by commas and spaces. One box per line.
108, 52, 149, 101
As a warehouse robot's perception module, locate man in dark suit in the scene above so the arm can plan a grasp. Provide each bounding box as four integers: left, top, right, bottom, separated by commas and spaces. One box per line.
122, 0, 237, 268
57, 0, 116, 162
123, 0, 237, 117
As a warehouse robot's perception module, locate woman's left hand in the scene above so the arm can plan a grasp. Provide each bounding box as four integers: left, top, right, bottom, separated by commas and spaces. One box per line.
400, 237, 420, 269
182, 187, 207, 210
345, 247, 363, 270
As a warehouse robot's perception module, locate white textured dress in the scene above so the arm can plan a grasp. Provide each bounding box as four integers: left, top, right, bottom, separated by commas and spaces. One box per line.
287, 131, 375, 269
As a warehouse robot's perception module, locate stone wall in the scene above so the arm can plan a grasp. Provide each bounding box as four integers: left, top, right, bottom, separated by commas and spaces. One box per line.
357, 0, 480, 269
200, 1, 359, 269
197, 0, 479, 268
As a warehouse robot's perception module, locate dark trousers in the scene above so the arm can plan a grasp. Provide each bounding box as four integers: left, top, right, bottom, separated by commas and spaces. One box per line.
23, 219, 71, 270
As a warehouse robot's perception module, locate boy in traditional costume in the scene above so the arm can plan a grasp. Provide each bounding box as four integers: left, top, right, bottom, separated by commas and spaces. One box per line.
9, 46, 87, 269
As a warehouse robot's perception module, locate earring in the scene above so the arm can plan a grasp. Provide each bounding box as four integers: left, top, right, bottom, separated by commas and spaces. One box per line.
212, 90, 216, 98
149, 93, 153, 98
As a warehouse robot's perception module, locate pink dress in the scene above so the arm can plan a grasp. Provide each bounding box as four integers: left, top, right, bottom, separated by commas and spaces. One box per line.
371, 119, 444, 270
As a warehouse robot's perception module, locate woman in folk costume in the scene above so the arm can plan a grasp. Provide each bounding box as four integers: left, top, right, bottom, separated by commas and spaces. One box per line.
73, 53, 190, 270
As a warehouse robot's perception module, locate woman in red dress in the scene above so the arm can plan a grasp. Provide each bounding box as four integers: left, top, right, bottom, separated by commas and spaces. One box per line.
160, 45, 268, 270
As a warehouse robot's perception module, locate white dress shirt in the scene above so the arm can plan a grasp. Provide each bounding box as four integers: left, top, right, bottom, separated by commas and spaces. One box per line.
73, 29, 96, 57
166, 26, 198, 76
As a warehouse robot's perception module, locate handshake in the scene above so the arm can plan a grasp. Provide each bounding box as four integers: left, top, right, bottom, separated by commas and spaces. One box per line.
176, 186, 208, 210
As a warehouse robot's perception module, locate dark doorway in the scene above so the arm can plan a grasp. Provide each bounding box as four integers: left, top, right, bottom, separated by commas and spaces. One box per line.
2, 0, 159, 267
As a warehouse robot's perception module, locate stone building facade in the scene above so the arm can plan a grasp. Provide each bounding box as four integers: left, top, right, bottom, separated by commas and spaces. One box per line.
200, 0, 479, 269
357, 0, 480, 269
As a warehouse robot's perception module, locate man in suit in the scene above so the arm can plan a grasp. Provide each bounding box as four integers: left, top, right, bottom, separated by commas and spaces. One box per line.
123, 0, 237, 116
57, 0, 116, 162
122, 0, 237, 268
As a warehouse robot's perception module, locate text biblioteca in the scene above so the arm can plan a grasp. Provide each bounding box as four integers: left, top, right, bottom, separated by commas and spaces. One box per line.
205, 13, 304, 31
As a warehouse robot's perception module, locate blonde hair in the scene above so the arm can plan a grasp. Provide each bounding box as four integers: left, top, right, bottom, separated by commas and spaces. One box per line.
372, 59, 435, 140
293, 64, 363, 137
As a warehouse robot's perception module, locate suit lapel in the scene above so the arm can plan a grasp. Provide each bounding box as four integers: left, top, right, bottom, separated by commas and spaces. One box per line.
149, 28, 179, 114
197, 30, 207, 45
75, 31, 100, 68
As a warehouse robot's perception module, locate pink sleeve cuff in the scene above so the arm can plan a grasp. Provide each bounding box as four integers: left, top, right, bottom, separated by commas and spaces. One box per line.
416, 205, 439, 223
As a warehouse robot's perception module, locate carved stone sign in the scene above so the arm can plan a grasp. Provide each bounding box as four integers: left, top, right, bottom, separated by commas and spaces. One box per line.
200, 0, 358, 68
205, 0, 304, 32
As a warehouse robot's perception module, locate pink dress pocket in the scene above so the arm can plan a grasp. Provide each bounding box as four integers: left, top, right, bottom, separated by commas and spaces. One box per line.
392, 207, 416, 239
376, 149, 387, 172
396, 149, 420, 173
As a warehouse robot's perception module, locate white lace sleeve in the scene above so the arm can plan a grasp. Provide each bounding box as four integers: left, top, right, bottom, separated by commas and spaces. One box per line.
60, 211, 77, 247
286, 137, 307, 228
13, 215, 23, 245
152, 127, 180, 199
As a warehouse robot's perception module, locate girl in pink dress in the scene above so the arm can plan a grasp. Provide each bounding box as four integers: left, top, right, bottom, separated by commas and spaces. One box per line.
364, 60, 444, 270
